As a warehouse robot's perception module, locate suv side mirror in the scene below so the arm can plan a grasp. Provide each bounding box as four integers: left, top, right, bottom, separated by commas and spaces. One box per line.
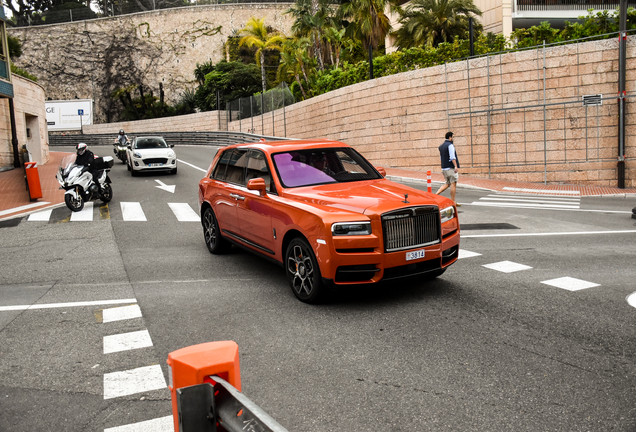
127, 145, 132, 150
247, 178, 267, 196
170, 144, 174, 148
376, 167, 386, 177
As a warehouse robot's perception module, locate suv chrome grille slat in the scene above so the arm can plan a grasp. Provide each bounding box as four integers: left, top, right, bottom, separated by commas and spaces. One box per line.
382, 206, 441, 252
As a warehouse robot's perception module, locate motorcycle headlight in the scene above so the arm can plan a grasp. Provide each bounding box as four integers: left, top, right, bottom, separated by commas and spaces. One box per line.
440, 206, 456, 223
133, 152, 142, 159
331, 221, 372, 236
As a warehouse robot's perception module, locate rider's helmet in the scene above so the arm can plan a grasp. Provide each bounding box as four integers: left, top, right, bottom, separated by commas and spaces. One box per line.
119, 129, 125, 135
77, 142, 88, 155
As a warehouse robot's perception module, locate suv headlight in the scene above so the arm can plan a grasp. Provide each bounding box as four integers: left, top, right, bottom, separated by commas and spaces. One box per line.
440, 206, 455, 223
331, 222, 372, 236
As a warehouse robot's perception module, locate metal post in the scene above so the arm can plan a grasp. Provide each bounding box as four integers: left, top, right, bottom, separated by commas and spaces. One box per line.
239, 98, 241, 132
251, 97, 254, 134
283, 87, 287, 137
487, 55, 491, 178
217, 91, 220, 130
272, 91, 275, 136
618, 0, 627, 188
368, 45, 374, 80
445, 62, 450, 130
261, 93, 264, 135
469, 18, 474, 57
543, 41, 547, 185
467, 59, 474, 165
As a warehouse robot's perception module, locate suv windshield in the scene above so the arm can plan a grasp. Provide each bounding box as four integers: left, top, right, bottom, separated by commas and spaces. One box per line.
135, 138, 167, 149
272, 147, 381, 188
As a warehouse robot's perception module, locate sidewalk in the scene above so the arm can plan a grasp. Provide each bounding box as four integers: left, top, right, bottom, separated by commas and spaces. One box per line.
1, 154, 635, 221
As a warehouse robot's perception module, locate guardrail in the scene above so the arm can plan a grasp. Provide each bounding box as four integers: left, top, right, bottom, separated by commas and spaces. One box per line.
48, 131, 288, 148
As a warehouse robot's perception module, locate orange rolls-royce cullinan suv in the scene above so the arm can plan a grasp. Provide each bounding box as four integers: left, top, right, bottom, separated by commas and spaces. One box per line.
198, 139, 460, 303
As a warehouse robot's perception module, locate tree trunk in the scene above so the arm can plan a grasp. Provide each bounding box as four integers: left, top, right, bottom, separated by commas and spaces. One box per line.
260, 51, 267, 93
295, 73, 307, 99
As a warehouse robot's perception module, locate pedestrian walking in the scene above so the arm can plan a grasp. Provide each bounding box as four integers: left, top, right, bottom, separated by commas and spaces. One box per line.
436, 132, 460, 206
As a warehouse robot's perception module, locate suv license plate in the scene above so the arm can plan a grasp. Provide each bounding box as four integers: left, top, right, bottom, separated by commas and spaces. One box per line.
406, 249, 425, 261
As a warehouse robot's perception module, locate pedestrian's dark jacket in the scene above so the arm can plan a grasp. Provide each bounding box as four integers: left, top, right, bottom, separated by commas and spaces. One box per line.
439, 140, 460, 170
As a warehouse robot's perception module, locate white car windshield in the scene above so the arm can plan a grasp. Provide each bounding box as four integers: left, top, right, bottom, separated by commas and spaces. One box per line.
134, 138, 168, 149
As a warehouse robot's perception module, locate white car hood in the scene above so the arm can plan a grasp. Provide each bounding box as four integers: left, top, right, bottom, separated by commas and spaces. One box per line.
135, 148, 173, 158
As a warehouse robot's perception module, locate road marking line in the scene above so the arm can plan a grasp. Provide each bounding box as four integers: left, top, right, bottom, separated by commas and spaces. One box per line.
177, 159, 207, 173
627, 292, 636, 309
104, 330, 153, 354
541, 277, 600, 291
489, 194, 581, 202
0, 298, 137, 312
103, 304, 142, 323
103, 364, 167, 399
462, 229, 636, 238
104, 416, 174, 432
168, 203, 199, 222
121, 202, 147, 221
482, 261, 533, 273
70, 201, 94, 221
458, 249, 482, 259
503, 187, 580, 195
28, 209, 53, 221
0, 202, 51, 217
462, 204, 631, 214
481, 197, 581, 206
472, 201, 580, 209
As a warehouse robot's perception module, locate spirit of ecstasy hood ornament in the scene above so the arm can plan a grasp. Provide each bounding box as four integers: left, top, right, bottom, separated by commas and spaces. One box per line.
402, 193, 409, 203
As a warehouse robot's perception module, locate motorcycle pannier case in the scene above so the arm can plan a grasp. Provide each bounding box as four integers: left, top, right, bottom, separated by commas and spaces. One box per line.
94, 156, 114, 169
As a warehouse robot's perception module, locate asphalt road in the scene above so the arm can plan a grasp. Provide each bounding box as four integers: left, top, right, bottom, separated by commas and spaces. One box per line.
1, 144, 635, 431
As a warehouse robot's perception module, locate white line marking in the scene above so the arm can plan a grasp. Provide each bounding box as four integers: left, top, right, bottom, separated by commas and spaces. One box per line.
541, 277, 600, 291
103, 364, 167, 399
462, 229, 636, 238
102, 304, 142, 323
458, 249, 482, 259
482, 261, 533, 273
0, 298, 137, 312
464, 203, 631, 214
28, 209, 53, 221
70, 201, 94, 221
121, 202, 147, 221
503, 187, 580, 195
168, 203, 200, 222
488, 194, 581, 202
177, 159, 207, 173
472, 201, 580, 209
104, 330, 153, 354
627, 292, 636, 309
104, 416, 174, 432
155, 180, 176, 193
481, 197, 581, 206
0, 202, 51, 217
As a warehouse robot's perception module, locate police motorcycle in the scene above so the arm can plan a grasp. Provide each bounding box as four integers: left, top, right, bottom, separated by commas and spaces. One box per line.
56, 154, 114, 212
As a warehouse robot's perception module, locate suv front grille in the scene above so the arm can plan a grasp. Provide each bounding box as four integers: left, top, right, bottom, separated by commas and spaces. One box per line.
143, 158, 168, 164
382, 206, 441, 252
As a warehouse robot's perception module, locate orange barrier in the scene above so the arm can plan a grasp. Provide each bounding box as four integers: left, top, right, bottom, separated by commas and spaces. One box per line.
25, 162, 42, 200
167, 341, 241, 432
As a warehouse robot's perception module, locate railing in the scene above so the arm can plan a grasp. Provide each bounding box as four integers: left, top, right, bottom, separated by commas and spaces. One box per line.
516, 0, 634, 11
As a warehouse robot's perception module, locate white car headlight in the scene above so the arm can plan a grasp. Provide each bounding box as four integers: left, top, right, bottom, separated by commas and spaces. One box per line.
440, 206, 455, 223
332, 222, 372, 236
133, 152, 142, 159
167, 150, 176, 158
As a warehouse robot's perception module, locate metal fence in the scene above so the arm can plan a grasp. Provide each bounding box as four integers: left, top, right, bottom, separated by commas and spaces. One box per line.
515, 0, 636, 11
11, 0, 295, 27
445, 32, 633, 183
226, 82, 295, 136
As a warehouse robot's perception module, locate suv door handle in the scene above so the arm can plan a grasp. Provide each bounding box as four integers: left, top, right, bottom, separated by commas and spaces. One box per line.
229, 193, 245, 201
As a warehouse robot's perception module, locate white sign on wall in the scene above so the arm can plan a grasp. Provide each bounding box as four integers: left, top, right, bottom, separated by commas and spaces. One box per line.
45, 99, 93, 131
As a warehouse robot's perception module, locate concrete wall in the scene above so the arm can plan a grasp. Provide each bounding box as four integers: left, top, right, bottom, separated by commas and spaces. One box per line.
8, 4, 293, 124
231, 37, 634, 187
0, 76, 49, 169
82, 110, 226, 134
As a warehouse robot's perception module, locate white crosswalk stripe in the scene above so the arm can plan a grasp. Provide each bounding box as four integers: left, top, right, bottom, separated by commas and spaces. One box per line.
121, 202, 147, 221
24, 202, 200, 222
104, 416, 173, 432
104, 330, 153, 354
472, 193, 581, 210
70, 202, 94, 221
103, 364, 167, 399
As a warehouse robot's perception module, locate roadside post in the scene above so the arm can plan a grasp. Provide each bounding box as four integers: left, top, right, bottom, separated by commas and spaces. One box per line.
427, 170, 432, 193
167, 341, 288, 432
24, 161, 42, 200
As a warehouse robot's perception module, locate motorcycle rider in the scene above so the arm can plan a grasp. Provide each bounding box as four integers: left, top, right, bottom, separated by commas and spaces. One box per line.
116, 129, 129, 146
75, 142, 99, 192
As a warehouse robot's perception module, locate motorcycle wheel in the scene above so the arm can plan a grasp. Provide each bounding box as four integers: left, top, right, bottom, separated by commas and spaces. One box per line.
65, 193, 84, 212
101, 184, 113, 203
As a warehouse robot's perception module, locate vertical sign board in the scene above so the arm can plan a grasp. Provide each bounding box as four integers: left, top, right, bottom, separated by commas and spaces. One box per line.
46, 99, 93, 131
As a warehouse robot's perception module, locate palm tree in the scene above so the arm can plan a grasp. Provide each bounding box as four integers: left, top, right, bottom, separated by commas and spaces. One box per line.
393, 0, 482, 49
239, 17, 285, 93
278, 48, 308, 99
338, 0, 397, 78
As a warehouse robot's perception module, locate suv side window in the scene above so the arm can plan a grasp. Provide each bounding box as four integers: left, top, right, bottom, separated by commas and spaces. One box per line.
224, 149, 248, 185
245, 150, 275, 193
212, 149, 232, 181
